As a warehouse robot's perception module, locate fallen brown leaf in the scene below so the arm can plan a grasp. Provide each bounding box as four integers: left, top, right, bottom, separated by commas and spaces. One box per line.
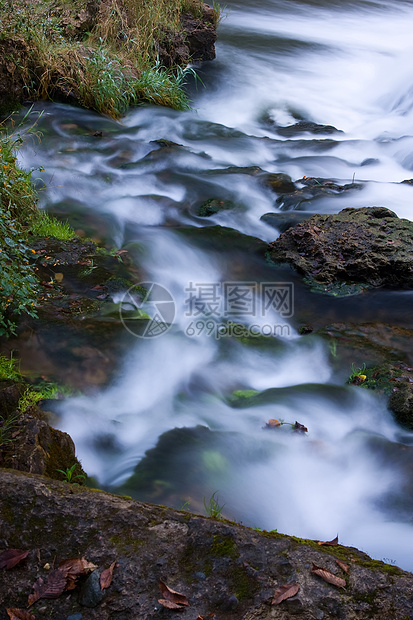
312, 564, 346, 588
28, 569, 67, 606
158, 599, 186, 610
0, 550, 29, 570
6, 610, 35, 620
272, 582, 299, 605
317, 535, 339, 546
266, 418, 281, 428
158, 580, 189, 610
100, 560, 117, 590
58, 557, 97, 591
336, 560, 350, 574
58, 557, 97, 576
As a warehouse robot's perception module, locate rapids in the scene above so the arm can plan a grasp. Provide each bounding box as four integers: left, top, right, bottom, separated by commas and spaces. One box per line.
16, 0, 413, 570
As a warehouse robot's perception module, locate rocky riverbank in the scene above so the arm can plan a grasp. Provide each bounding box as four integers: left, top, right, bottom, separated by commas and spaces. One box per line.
0, 0, 218, 116
1, 468, 413, 619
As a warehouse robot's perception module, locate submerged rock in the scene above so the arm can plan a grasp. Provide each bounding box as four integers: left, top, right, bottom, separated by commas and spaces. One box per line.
176, 224, 268, 255
275, 121, 342, 137
196, 198, 238, 217
261, 211, 314, 232
267, 206, 413, 294
275, 176, 363, 210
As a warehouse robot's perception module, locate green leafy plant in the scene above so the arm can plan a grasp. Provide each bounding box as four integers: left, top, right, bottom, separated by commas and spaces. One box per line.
180, 499, 191, 511
0, 411, 19, 448
17, 387, 42, 412
0, 114, 42, 336
0, 352, 22, 381
0, 203, 39, 336
30, 210, 75, 240
56, 463, 86, 484
329, 339, 337, 358
348, 363, 367, 384
204, 491, 225, 519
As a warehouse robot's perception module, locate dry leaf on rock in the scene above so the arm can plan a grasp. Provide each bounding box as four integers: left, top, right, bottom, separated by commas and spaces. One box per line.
312, 564, 346, 588
100, 560, 117, 590
28, 570, 68, 606
6, 610, 35, 620
158, 580, 189, 610
58, 557, 97, 576
58, 556, 97, 590
158, 599, 186, 610
336, 560, 350, 574
317, 535, 339, 546
0, 550, 29, 570
272, 583, 299, 605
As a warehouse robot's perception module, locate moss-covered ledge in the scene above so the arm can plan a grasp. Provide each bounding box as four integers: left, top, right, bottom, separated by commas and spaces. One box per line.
0, 468, 412, 618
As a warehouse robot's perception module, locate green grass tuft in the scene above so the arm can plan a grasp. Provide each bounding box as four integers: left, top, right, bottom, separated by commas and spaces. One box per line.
30, 211, 75, 241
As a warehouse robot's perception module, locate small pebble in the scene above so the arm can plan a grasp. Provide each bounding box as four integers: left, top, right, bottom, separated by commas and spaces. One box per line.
78, 570, 105, 608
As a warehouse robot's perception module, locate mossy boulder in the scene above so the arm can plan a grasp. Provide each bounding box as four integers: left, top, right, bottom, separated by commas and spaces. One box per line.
0, 383, 85, 480
1, 468, 413, 618
176, 224, 268, 255
267, 206, 413, 293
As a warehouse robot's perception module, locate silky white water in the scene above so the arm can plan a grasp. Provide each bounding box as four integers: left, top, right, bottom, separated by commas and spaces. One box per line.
17, 0, 413, 570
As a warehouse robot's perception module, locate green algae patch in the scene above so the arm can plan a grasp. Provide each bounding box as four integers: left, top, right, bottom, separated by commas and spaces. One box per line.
211, 534, 239, 559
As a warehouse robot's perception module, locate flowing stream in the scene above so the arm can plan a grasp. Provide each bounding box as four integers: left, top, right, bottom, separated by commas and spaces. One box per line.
16, 0, 413, 570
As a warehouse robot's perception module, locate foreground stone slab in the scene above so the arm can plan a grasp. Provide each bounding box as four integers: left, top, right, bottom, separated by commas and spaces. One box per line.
267, 206, 413, 295
0, 469, 412, 618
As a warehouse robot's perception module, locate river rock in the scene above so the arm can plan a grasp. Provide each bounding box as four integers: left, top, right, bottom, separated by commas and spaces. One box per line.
261, 211, 315, 232
176, 224, 268, 255
267, 206, 413, 292
274, 120, 342, 137
196, 198, 238, 217
0, 382, 85, 479
275, 177, 363, 210
1, 468, 413, 618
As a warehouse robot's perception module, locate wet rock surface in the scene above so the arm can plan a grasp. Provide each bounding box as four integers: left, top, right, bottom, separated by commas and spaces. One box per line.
1, 469, 413, 619
267, 206, 413, 293
261, 211, 315, 233
273, 121, 342, 137
275, 177, 363, 211
0, 381, 85, 480
157, 3, 217, 67
0, 237, 141, 388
